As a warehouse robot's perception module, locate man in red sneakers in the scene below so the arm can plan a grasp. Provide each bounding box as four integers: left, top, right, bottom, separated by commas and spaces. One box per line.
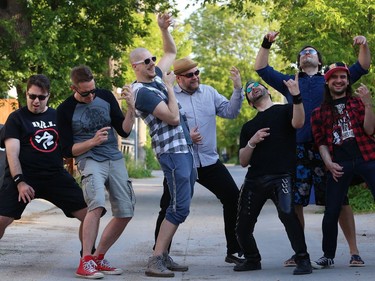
57, 65, 136, 279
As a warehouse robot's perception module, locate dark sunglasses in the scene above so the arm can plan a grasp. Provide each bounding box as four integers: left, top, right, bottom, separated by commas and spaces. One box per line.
74, 87, 97, 97
133, 56, 157, 65
246, 82, 260, 94
299, 49, 317, 56
27, 92, 49, 101
180, 70, 200, 78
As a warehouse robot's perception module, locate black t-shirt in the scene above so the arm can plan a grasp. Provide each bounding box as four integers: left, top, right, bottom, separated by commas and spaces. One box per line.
2, 107, 64, 176
240, 104, 296, 178
331, 98, 362, 161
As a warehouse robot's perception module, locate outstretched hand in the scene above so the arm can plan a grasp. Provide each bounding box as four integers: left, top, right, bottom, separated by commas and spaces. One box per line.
158, 13, 173, 30
355, 83, 372, 106
265, 31, 279, 43
283, 72, 300, 96
229, 66, 242, 89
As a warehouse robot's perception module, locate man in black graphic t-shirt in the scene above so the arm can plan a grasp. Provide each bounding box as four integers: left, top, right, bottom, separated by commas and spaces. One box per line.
0, 74, 87, 250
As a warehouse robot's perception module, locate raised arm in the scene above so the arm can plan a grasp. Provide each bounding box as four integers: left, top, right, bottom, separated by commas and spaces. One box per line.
283, 72, 305, 128
356, 83, 375, 135
156, 13, 177, 73
353, 36, 371, 70
121, 85, 136, 134
254, 31, 279, 71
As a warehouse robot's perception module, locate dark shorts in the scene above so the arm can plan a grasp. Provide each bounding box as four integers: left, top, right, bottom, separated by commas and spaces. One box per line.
0, 170, 87, 220
293, 143, 349, 206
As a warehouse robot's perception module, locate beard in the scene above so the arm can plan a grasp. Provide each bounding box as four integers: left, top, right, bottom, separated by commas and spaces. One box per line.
249, 88, 268, 103
300, 57, 319, 69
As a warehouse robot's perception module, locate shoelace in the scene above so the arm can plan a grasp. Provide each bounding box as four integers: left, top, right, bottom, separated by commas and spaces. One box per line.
152, 257, 168, 272
83, 260, 98, 273
99, 259, 114, 269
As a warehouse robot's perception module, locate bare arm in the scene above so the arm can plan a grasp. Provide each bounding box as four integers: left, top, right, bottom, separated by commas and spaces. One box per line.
353, 36, 371, 70
71, 127, 111, 157
156, 13, 177, 73
239, 128, 270, 167
356, 84, 375, 135
121, 85, 136, 134
254, 31, 279, 70
152, 72, 180, 126
5, 138, 35, 203
283, 72, 305, 128
319, 145, 343, 182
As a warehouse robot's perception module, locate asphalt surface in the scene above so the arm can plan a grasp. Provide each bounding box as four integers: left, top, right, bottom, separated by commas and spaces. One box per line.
1, 165, 375, 281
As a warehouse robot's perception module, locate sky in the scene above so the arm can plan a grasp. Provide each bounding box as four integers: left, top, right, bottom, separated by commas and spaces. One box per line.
174, 0, 201, 20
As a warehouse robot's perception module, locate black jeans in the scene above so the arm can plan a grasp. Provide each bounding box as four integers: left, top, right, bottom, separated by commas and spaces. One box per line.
154, 160, 241, 255
236, 174, 308, 262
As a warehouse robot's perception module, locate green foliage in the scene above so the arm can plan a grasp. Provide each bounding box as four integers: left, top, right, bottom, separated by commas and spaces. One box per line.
144, 145, 161, 170
124, 153, 153, 178
0, 0, 179, 106
348, 184, 375, 213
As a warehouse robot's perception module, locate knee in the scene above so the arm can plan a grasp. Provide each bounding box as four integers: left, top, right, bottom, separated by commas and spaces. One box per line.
0, 217, 14, 239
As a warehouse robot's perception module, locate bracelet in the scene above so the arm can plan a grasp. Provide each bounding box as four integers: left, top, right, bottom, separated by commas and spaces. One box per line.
292, 93, 303, 104
261, 37, 273, 49
13, 174, 25, 185
247, 141, 256, 149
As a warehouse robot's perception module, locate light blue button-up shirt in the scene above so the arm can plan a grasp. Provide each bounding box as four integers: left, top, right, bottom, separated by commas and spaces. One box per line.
175, 84, 244, 167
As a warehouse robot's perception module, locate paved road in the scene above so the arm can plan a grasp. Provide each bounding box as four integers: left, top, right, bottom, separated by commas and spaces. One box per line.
1, 165, 375, 281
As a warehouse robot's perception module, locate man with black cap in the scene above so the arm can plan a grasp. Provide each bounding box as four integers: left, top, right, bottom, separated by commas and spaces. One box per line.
311, 63, 375, 269
153, 56, 245, 265
255, 31, 371, 267
235, 75, 312, 275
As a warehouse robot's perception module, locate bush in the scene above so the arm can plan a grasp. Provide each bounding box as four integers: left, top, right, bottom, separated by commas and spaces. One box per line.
144, 146, 160, 170
124, 153, 152, 178
348, 184, 375, 213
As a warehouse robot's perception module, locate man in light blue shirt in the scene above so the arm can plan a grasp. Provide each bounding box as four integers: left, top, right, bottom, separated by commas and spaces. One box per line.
153, 57, 245, 265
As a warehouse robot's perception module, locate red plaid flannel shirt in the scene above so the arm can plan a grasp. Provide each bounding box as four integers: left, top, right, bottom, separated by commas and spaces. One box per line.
311, 96, 375, 161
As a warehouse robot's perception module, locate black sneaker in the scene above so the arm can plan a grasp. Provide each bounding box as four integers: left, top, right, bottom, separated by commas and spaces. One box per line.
233, 259, 261, 271
311, 256, 334, 269
225, 253, 245, 265
293, 257, 312, 275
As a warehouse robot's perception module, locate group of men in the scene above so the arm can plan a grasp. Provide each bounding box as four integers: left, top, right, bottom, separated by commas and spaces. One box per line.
0, 12, 374, 280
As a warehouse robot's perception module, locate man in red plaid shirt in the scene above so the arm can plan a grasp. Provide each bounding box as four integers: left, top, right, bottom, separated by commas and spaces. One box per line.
311, 62, 375, 269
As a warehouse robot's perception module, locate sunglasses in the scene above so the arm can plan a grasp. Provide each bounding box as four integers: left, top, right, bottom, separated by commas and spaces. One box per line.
27, 92, 49, 101
133, 56, 157, 65
299, 49, 317, 56
179, 70, 200, 78
74, 87, 97, 97
246, 82, 260, 94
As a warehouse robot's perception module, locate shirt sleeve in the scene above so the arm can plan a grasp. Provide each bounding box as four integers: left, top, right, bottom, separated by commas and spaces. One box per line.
311, 107, 326, 147
256, 65, 293, 98
211, 86, 244, 119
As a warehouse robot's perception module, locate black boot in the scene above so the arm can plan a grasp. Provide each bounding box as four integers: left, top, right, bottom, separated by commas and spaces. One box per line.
293, 254, 312, 275
233, 259, 261, 272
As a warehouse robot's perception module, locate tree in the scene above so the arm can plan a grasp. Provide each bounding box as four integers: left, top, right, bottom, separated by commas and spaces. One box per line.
185, 3, 285, 160
0, 0, 179, 106
201, 0, 374, 86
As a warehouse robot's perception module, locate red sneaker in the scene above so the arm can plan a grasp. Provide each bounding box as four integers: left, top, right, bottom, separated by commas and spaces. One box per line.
76, 255, 104, 279
93, 254, 123, 275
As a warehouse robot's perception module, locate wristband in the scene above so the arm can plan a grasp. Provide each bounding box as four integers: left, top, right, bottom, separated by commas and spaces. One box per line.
13, 174, 25, 185
247, 141, 256, 149
292, 93, 303, 104
261, 37, 273, 49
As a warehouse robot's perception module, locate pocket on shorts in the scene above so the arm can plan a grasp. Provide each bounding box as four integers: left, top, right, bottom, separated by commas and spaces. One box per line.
77, 158, 87, 174
127, 179, 136, 208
